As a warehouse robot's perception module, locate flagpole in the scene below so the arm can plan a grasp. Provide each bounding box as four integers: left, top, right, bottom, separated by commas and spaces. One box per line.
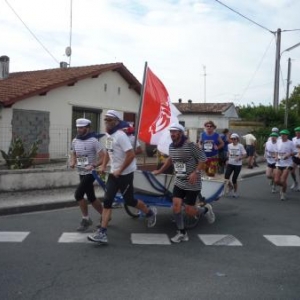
133, 61, 148, 151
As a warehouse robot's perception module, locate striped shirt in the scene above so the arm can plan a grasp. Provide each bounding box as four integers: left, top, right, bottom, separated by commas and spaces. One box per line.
169, 141, 206, 191
71, 137, 103, 175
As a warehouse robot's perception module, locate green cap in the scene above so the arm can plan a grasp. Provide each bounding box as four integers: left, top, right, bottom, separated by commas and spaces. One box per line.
280, 129, 290, 135
294, 127, 300, 132
269, 132, 279, 137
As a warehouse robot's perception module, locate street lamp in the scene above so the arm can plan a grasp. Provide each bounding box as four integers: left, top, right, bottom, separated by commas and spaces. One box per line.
284, 57, 291, 127
273, 37, 300, 109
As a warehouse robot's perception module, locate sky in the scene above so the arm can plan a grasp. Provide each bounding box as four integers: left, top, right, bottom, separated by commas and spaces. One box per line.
1, 0, 300, 107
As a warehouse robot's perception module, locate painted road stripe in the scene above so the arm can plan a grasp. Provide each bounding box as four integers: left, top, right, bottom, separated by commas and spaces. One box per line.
264, 235, 300, 246
131, 233, 171, 245
58, 232, 90, 243
198, 234, 243, 246
0, 231, 30, 242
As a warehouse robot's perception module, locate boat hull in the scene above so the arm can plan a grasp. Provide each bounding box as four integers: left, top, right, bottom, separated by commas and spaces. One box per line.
134, 170, 224, 202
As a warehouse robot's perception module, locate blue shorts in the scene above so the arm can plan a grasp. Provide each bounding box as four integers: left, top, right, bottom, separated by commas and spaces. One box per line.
246, 145, 255, 156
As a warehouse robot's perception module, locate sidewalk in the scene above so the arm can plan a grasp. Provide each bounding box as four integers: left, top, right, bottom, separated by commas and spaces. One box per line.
0, 163, 265, 216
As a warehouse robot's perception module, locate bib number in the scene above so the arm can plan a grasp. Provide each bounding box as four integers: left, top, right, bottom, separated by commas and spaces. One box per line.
174, 162, 187, 177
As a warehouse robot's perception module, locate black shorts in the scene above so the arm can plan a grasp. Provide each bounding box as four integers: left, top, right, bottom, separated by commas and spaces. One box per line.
292, 156, 300, 165
276, 166, 293, 171
246, 145, 255, 156
172, 185, 200, 206
267, 163, 276, 169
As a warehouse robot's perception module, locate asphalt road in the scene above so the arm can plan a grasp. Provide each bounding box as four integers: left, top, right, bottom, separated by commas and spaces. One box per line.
0, 174, 300, 300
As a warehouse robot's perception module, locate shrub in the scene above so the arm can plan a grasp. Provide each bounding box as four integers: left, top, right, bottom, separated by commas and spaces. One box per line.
0, 137, 40, 169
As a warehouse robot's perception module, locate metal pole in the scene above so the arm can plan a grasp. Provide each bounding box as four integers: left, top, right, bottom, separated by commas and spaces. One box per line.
273, 28, 281, 110
284, 58, 291, 127
203, 65, 206, 103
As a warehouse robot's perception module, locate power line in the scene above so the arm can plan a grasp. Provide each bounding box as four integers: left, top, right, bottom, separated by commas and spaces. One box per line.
5, 0, 59, 65
213, 0, 275, 34
239, 36, 275, 101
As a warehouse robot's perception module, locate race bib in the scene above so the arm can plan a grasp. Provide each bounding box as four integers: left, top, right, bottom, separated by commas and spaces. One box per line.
174, 162, 187, 177
76, 156, 89, 166
106, 137, 113, 151
203, 141, 213, 152
278, 152, 285, 160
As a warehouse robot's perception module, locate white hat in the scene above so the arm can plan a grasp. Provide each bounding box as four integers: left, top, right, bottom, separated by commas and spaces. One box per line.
76, 118, 91, 127
272, 127, 279, 132
230, 133, 239, 139
105, 110, 122, 120
169, 123, 185, 132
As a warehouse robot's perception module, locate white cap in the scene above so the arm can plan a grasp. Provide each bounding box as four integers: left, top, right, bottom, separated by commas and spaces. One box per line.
230, 133, 239, 139
76, 118, 91, 127
272, 127, 279, 132
169, 123, 185, 132
105, 110, 122, 120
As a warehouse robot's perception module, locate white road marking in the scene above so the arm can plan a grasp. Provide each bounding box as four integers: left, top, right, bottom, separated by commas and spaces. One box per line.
0, 231, 30, 242
58, 232, 90, 243
198, 234, 243, 246
264, 235, 300, 246
131, 233, 171, 245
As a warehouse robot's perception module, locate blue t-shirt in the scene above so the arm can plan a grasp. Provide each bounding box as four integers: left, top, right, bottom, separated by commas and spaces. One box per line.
200, 132, 220, 157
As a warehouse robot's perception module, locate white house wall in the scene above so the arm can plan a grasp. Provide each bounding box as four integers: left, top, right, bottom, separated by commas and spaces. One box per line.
0, 70, 140, 161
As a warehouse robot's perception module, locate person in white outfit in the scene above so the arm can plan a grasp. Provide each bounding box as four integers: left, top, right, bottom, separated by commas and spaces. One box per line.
224, 133, 247, 198
290, 126, 300, 191
273, 129, 296, 201
264, 132, 279, 193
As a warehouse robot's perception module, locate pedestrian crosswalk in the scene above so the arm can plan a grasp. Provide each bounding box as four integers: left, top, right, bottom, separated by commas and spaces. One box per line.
1, 231, 300, 246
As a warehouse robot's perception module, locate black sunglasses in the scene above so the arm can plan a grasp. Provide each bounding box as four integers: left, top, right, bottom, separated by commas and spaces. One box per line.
104, 119, 114, 122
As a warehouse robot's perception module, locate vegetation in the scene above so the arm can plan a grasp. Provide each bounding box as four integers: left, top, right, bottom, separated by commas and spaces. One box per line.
0, 137, 40, 169
238, 84, 300, 154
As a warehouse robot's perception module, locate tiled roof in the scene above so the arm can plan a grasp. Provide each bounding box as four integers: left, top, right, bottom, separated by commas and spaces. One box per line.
0, 63, 141, 107
173, 102, 234, 114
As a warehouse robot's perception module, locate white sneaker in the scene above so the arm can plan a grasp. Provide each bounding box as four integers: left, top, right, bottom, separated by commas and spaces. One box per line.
170, 231, 189, 243
280, 192, 287, 201
204, 203, 215, 224
271, 185, 276, 193
232, 192, 239, 198
291, 182, 298, 190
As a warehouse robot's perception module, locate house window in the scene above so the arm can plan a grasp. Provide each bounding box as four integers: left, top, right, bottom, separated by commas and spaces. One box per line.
104, 83, 107, 92
71, 107, 102, 140
118, 87, 121, 95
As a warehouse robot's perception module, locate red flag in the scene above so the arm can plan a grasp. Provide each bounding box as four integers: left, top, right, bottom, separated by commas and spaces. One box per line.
138, 67, 180, 154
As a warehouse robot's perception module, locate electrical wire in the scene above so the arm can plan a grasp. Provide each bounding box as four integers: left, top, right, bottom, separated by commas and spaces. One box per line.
239, 36, 275, 101
5, 0, 59, 65
213, 0, 275, 34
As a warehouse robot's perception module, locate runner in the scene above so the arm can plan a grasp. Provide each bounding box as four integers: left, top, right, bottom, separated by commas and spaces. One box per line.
264, 132, 279, 193
153, 123, 215, 243
290, 126, 300, 191
273, 129, 295, 201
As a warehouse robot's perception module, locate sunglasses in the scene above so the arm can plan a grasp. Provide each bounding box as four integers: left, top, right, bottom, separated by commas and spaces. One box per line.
104, 119, 114, 122
231, 138, 237, 140
205, 125, 213, 128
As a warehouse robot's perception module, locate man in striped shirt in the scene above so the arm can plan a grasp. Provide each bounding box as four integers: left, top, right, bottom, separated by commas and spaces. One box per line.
153, 123, 215, 243
69, 118, 105, 231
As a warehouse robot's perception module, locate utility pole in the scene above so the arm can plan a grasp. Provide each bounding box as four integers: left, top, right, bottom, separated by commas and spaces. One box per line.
284, 58, 291, 127
273, 28, 281, 110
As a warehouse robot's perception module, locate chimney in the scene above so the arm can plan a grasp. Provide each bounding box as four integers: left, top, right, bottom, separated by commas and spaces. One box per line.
60, 61, 68, 68
0, 55, 9, 79
178, 98, 182, 103
188, 99, 192, 104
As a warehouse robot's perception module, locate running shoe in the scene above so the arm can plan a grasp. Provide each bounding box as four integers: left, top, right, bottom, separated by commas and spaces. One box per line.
170, 231, 189, 243
146, 206, 157, 228
280, 192, 287, 201
204, 203, 215, 224
232, 192, 239, 198
291, 182, 298, 191
271, 185, 276, 193
76, 218, 93, 232
87, 229, 108, 244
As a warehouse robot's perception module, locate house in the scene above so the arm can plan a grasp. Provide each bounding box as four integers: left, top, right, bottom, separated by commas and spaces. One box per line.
173, 100, 239, 142
0, 57, 142, 162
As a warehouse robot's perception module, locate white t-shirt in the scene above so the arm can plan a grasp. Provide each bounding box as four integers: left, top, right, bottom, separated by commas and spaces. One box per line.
292, 136, 300, 157
105, 130, 136, 175
227, 143, 246, 166
275, 139, 295, 167
264, 140, 278, 165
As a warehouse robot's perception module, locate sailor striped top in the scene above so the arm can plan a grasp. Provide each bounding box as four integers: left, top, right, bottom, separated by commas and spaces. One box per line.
169, 141, 206, 191
71, 137, 103, 175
